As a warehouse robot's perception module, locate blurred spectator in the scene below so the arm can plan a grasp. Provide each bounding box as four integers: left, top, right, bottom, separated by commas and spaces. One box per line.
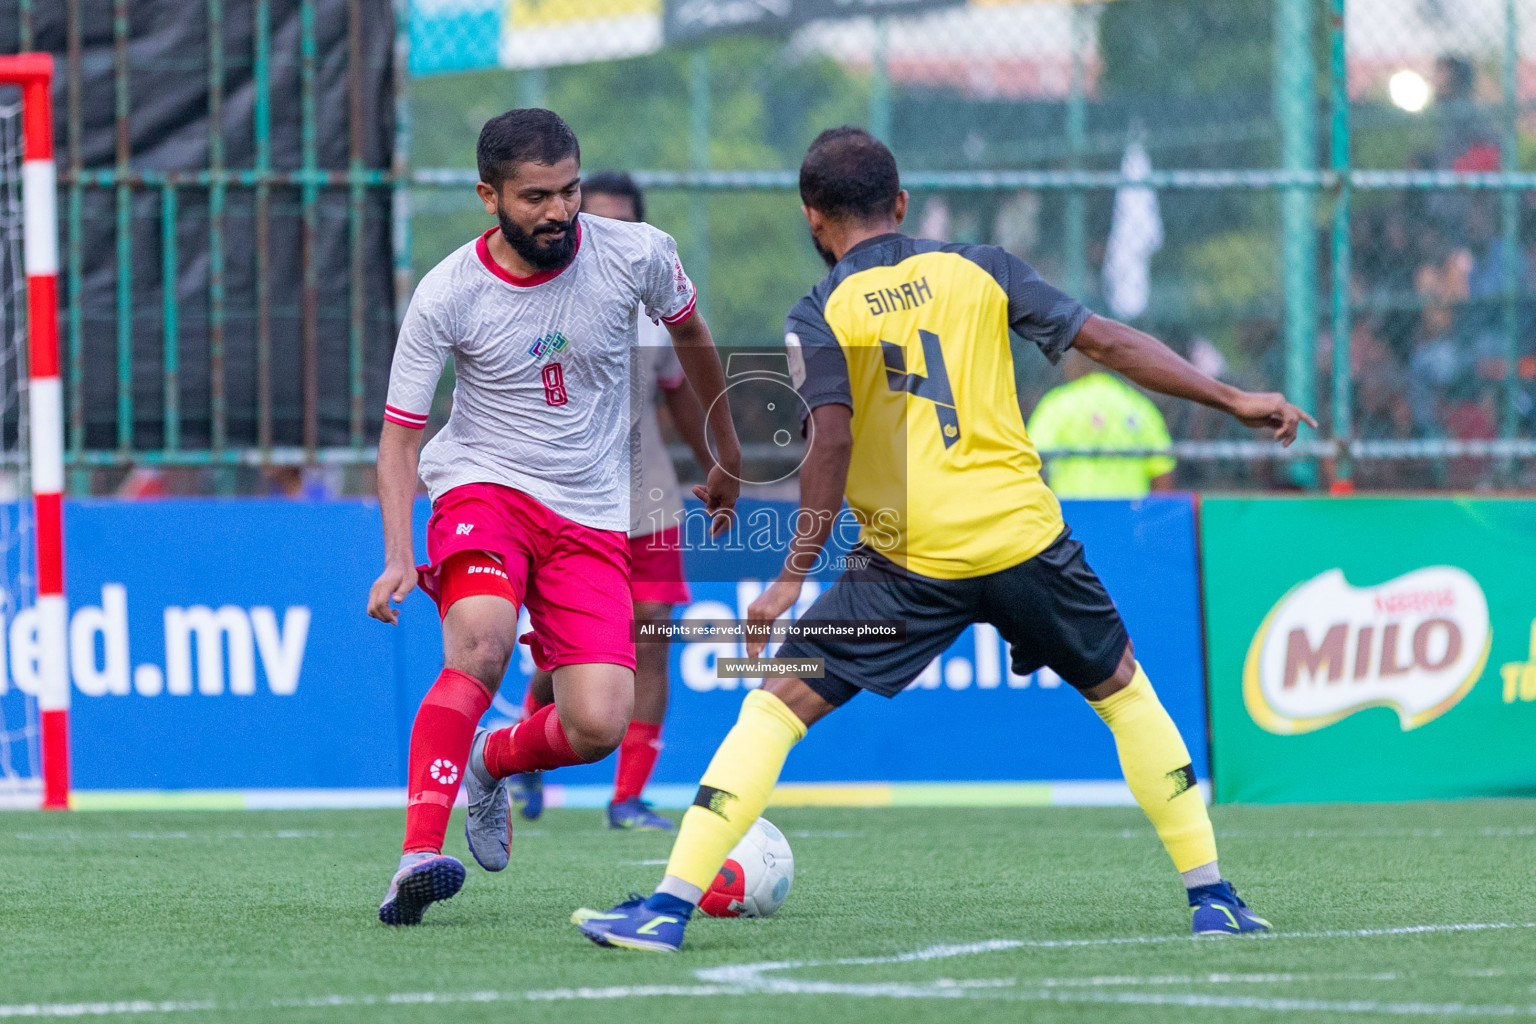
1408, 230, 1473, 436
1433, 56, 1498, 173
1026, 350, 1175, 498
264, 466, 339, 500
1429, 55, 1498, 241
1351, 320, 1411, 441
1362, 207, 1421, 362
115, 468, 171, 499
1443, 387, 1497, 490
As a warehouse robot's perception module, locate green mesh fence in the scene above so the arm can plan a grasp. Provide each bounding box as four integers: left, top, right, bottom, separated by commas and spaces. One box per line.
11, 0, 1536, 492
406, 0, 1536, 492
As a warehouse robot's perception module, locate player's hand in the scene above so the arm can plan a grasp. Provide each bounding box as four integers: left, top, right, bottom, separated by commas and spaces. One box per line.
1229, 391, 1318, 447
745, 578, 802, 658
368, 561, 417, 624
692, 462, 740, 538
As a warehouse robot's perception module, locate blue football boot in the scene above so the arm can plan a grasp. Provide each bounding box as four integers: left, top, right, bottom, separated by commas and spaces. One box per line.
575, 893, 690, 953
378, 853, 465, 926
607, 798, 674, 831
510, 772, 544, 820
1189, 880, 1271, 935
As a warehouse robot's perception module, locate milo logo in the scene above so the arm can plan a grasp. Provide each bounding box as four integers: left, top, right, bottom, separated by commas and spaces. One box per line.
1243, 567, 1491, 735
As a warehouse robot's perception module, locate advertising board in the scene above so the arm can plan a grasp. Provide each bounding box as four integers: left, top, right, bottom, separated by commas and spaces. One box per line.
1203, 497, 1536, 803
43, 496, 1207, 801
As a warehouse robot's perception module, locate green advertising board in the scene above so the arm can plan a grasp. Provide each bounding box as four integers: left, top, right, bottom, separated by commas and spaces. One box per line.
1202, 497, 1536, 803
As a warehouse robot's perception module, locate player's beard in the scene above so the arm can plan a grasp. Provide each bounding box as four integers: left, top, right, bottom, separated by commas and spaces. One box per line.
497, 208, 579, 272
810, 227, 838, 269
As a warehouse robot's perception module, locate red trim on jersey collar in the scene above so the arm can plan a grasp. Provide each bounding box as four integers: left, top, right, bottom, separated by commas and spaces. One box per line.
475, 222, 582, 287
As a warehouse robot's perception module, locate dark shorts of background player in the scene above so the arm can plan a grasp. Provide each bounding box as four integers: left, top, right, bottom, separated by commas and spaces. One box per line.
775, 528, 1130, 707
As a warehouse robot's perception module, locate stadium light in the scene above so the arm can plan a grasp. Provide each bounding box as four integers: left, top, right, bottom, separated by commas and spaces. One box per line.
1388, 69, 1432, 113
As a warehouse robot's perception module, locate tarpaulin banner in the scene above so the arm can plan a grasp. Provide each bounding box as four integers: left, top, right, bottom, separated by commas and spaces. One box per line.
1202, 497, 1536, 804
46, 495, 1205, 794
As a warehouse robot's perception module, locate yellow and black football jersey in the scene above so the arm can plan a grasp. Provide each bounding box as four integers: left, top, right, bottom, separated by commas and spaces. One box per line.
786, 233, 1090, 580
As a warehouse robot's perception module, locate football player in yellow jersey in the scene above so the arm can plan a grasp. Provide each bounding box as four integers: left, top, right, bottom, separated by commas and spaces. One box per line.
575, 127, 1315, 951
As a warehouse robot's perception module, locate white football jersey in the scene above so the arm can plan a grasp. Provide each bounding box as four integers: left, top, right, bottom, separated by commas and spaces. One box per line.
385, 215, 697, 531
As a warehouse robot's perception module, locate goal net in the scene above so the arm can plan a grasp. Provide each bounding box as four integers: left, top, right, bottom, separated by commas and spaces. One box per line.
0, 94, 39, 807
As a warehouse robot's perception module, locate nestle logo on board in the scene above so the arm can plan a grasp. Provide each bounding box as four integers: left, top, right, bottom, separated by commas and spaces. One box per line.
1243, 567, 1491, 735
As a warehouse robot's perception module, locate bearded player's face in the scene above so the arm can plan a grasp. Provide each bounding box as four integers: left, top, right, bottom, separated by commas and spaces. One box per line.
485, 157, 582, 271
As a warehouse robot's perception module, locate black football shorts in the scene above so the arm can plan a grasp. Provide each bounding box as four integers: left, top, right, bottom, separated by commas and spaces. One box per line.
774, 528, 1130, 707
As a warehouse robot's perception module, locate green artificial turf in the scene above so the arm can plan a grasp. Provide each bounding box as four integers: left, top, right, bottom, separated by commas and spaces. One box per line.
4, 801, 1536, 1022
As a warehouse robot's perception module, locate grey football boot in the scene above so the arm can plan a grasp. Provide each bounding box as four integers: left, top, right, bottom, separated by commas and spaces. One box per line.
462, 727, 512, 871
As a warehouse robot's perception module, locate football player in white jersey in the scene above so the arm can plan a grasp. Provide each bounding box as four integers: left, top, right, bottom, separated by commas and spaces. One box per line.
366, 110, 740, 925
513, 172, 714, 831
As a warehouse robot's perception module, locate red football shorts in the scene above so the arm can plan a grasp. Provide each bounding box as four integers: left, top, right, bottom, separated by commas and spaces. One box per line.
628, 526, 691, 606
418, 482, 635, 672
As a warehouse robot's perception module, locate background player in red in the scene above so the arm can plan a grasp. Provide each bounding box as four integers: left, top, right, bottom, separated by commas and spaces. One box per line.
513, 172, 713, 831
366, 110, 740, 925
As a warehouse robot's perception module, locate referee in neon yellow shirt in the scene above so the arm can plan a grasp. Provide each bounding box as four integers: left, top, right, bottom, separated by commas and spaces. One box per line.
1027, 350, 1176, 498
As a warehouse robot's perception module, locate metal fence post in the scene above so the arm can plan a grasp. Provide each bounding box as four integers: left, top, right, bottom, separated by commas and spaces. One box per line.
255, 0, 273, 456
113, 0, 131, 458
1328, 0, 1352, 484
1501, 0, 1521, 447
1063, 2, 1088, 302
392, 0, 412, 333
65, 0, 86, 494
348, 0, 367, 451
300, 0, 319, 459
870, 18, 891, 146
161, 183, 178, 454
208, 0, 231, 492
688, 48, 710, 319
1277, 0, 1318, 487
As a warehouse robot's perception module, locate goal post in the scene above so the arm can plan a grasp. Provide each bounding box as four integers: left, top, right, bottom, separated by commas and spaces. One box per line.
0, 53, 67, 810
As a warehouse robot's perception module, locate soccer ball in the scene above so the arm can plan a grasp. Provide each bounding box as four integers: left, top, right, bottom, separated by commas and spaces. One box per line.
699, 817, 794, 918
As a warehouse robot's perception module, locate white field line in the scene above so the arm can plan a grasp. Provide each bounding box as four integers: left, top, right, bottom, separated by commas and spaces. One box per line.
0, 1000, 218, 1018
2, 922, 1531, 1019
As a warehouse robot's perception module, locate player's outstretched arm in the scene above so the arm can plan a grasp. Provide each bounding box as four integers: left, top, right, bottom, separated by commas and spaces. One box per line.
1070, 314, 1318, 446
368, 421, 424, 624
745, 404, 853, 658
665, 312, 742, 535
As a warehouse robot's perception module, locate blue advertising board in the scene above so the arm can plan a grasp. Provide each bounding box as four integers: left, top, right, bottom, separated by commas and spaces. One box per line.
48, 495, 1206, 797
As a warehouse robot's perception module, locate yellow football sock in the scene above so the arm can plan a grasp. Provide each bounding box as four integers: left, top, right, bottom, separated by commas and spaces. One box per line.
662, 688, 808, 892
1089, 664, 1217, 874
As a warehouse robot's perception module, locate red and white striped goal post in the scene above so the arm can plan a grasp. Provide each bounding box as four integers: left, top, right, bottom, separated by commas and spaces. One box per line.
0, 53, 67, 810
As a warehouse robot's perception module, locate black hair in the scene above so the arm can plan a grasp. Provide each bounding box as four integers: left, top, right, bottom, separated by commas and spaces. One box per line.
581, 170, 646, 223
799, 126, 901, 222
476, 108, 580, 189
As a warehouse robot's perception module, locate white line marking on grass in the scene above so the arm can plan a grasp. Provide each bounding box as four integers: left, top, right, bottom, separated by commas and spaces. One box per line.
5, 922, 1532, 1018
787, 831, 864, 839
1021, 973, 1404, 987
617, 859, 671, 866
1007, 990, 1536, 1016
0, 1000, 218, 1018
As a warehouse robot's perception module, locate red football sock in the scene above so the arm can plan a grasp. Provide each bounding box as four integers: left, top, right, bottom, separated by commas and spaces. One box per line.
612, 720, 662, 803
483, 702, 587, 778
523, 683, 550, 719
402, 668, 492, 855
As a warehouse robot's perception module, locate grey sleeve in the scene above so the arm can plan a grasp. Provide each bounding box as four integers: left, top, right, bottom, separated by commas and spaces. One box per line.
969, 246, 1092, 364
786, 299, 850, 418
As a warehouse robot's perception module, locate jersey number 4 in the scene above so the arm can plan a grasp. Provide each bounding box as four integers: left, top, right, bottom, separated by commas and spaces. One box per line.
542, 362, 569, 407
882, 330, 960, 448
